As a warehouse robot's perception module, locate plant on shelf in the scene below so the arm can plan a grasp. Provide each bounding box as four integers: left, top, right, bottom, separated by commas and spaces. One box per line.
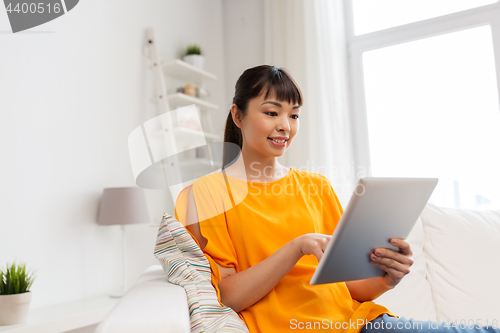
183, 43, 205, 70
0, 261, 36, 326
185, 44, 202, 56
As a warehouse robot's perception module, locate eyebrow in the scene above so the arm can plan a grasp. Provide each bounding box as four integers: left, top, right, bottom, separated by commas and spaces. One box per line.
261, 101, 301, 109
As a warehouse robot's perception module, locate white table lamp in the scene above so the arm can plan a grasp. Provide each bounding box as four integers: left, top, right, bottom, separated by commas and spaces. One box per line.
96, 187, 150, 298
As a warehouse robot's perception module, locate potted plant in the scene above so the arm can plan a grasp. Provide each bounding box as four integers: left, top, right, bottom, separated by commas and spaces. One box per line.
183, 44, 205, 70
0, 261, 36, 325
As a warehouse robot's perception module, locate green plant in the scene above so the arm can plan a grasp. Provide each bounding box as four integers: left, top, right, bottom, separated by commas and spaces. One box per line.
0, 261, 36, 295
185, 44, 202, 56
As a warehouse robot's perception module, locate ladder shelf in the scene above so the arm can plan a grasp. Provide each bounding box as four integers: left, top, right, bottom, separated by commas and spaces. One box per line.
144, 28, 221, 200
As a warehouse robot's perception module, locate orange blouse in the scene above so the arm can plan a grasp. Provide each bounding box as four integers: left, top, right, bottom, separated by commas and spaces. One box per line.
175, 167, 394, 332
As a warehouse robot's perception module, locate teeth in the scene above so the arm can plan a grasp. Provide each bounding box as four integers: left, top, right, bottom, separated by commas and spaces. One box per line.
270, 138, 286, 143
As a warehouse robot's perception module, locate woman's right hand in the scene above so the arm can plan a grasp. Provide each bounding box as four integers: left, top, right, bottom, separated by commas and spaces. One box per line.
294, 233, 332, 262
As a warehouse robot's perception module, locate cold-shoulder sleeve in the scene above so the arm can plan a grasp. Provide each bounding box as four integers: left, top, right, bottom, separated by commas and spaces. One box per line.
191, 177, 238, 269
318, 174, 343, 213
318, 174, 344, 235
174, 176, 239, 308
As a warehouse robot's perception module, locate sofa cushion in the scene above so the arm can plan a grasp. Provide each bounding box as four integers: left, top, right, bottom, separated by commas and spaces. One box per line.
373, 216, 437, 321
420, 203, 500, 323
154, 213, 249, 333
95, 265, 191, 333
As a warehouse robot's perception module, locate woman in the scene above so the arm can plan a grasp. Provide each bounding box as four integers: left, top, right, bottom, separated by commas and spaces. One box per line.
174, 65, 498, 333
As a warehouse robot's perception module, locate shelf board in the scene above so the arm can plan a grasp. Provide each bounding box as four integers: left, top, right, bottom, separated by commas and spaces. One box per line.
173, 127, 220, 141
149, 93, 218, 112
167, 93, 218, 111
152, 127, 221, 143
0, 295, 119, 333
162, 59, 216, 85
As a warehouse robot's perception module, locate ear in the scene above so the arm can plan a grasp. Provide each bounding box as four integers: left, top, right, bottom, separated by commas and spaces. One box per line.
230, 104, 243, 129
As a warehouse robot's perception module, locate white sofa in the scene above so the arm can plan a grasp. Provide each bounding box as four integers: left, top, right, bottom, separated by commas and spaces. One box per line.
95, 203, 500, 332
94, 265, 191, 333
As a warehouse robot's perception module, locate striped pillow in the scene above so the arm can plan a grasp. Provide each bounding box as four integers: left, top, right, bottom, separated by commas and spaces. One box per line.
154, 213, 249, 333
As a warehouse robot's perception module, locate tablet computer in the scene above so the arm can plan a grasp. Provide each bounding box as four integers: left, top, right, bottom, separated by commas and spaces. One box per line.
309, 177, 438, 285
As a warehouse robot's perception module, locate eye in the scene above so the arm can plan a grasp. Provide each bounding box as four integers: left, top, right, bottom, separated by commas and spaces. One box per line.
265, 112, 299, 119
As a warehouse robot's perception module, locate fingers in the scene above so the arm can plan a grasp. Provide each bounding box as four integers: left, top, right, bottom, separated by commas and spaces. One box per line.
390, 238, 413, 257
300, 234, 330, 262
375, 238, 413, 264
373, 247, 414, 267
314, 235, 330, 262
369, 238, 414, 288
313, 247, 324, 262
370, 253, 411, 274
371, 260, 408, 283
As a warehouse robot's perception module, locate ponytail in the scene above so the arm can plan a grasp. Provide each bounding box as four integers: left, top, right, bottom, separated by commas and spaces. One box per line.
222, 111, 243, 170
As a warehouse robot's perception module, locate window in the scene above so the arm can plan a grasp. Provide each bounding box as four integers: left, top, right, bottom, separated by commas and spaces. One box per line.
346, 1, 500, 209
352, 0, 498, 35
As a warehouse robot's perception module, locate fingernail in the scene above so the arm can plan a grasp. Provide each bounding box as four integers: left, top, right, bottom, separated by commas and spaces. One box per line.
376, 250, 382, 255
392, 239, 398, 245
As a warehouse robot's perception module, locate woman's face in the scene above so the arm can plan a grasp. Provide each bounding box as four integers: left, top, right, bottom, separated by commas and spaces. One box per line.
231, 92, 301, 158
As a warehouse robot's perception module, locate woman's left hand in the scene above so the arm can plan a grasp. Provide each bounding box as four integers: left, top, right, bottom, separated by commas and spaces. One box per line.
370, 238, 414, 289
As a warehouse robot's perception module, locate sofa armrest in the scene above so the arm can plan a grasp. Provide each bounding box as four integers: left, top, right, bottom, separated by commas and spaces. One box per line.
95, 265, 190, 333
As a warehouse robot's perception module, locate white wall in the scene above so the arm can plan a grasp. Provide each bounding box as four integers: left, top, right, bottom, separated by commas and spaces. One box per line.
0, 0, 226, 309
222, 0, 264, 115
222, 0, 291, 167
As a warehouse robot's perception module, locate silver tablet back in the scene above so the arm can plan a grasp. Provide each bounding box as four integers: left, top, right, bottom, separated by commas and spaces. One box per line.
310, 177, 438, 285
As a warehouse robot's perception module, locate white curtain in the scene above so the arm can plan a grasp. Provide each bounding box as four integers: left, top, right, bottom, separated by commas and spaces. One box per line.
264, 0, 356, 206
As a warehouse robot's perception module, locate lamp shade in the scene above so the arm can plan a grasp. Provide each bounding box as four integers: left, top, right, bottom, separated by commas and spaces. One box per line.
97, 187, 150, 226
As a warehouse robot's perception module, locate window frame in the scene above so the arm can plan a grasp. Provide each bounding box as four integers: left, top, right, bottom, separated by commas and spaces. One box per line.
343, 1, 500, 177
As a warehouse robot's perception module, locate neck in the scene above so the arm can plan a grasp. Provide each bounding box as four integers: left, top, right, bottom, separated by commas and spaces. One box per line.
225, 145, 287, 182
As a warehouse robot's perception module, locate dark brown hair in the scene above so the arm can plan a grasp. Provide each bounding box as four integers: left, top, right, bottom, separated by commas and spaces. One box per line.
222, 65, 303, 169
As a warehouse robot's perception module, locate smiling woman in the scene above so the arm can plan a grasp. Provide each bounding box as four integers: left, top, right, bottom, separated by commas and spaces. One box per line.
229, 91, 301, 171
177, 65, 396, 333
175, 65, 500, 333
168, 66, 500, 333
221, 65, 303, 181
179, 170, 362, 332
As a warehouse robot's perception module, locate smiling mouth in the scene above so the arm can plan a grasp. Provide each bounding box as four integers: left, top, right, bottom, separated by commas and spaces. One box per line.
267, 137, 288, 143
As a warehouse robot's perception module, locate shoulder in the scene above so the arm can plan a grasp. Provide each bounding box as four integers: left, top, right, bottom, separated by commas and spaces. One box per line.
190, 172, 227, 194
292, 169, 330, 185
289, 169, 334, 198
192, 172, 221, 187
292, 169, 337, 199
176, 174, 221, 218
189, 173, 235, 215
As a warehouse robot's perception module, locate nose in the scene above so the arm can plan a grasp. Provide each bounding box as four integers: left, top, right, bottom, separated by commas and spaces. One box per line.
277, 115, 291, 133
